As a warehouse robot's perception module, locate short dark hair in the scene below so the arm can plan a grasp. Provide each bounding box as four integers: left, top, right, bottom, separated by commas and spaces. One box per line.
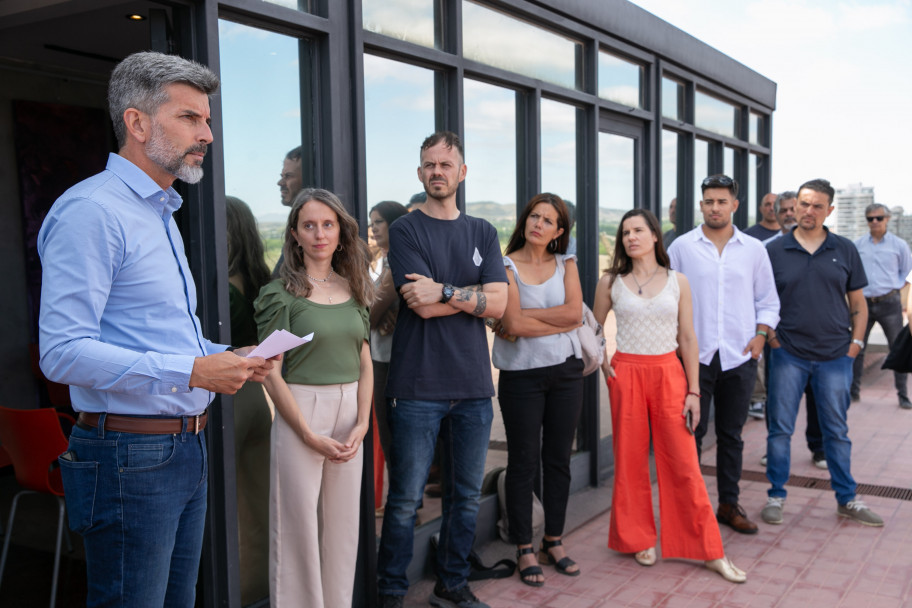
108, 51, 219, 148
505, 193, 571, 255
798, 178, 835, 204
420, 131, 464, 163
700, 174, 738, 198
285, 146, 303, 162
370, 200, 408, 227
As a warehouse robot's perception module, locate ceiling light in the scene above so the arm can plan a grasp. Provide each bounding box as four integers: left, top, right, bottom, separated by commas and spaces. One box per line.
126, 13, 146, 21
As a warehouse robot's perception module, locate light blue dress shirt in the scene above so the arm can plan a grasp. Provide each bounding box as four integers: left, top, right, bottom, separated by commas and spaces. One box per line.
38, 153, 225, 416
854, 232, 912, 298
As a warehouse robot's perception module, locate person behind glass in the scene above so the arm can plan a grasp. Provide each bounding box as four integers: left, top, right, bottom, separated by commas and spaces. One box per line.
272, 145, 304, 277
254, 188, 374, 607
225, 195, 273, 605
369, 200, 409, 460
491, 193, 585, 587
592, 209, 746, 583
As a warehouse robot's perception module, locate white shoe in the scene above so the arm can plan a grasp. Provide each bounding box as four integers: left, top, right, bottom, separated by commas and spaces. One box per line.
705, 557, 747, 583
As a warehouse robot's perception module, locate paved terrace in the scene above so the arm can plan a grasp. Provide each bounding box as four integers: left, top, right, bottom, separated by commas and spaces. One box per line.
404, 345, 912, 607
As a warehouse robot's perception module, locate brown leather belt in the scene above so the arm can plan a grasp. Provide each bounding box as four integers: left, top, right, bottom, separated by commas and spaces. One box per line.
77, 411, 208, 435
866, 289, 899, 303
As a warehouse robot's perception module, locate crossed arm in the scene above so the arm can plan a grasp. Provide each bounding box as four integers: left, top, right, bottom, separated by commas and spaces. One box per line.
399, 273, 507, 319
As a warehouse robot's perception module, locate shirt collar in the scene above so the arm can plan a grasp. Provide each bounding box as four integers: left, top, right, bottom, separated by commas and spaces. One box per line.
106, 153, 184, 217
695, 224, 744, 246
782, 226, 836, 251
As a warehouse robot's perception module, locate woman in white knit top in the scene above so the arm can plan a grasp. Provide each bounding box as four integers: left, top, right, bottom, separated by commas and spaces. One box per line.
593, 208, 746, 583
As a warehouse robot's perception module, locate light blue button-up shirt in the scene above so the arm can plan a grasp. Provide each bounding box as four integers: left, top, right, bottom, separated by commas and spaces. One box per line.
854, 231, 912, 298
668, 225, 780, 371
38, 154, 225, 416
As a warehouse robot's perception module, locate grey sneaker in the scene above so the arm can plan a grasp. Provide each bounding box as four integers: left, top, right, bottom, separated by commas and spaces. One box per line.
748, 402, 765, 419
379, 594, 404, 608
760, 454, 767, 467
761, 497, 785, 524
430, 582, 490, 608
899, 396, 912, 410
837, 500, 884, 527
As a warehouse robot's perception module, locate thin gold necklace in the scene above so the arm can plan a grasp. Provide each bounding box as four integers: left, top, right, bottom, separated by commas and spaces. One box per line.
306, 268, 335, 303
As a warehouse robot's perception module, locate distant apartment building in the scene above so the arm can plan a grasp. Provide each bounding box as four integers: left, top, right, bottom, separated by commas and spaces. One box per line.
890, 206, 912, 243
835, 183, 875, 240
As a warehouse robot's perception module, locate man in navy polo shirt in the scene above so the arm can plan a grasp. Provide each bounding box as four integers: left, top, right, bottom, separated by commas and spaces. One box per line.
761, 178, 883, 527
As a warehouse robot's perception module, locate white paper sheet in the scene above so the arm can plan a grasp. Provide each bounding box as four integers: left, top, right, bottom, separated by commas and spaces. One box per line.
245, 329, 313, 359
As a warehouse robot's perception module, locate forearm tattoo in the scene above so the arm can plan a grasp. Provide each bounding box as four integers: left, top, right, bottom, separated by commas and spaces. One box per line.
472, 292, 487, 316
455, 288, 473, 303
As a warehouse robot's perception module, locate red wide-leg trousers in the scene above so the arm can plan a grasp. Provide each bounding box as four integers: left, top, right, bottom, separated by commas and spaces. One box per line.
606, 351, 724, 560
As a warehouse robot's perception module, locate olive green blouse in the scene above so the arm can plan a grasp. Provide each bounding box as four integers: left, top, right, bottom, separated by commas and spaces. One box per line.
254, 279, 369, 385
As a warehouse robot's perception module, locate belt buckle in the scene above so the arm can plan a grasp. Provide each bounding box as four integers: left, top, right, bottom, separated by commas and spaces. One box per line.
193, 414, 200, 435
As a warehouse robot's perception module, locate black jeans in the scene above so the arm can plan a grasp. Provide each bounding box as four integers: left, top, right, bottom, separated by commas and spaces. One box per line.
498, 356, 584, 544
696, 352, 756, 505
851, 292, 908, 399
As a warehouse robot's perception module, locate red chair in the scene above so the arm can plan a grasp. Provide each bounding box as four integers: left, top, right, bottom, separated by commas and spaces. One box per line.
0, 406, 75, 608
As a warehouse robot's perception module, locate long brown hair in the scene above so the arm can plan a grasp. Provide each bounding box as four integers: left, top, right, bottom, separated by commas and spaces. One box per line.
279, 188, 374, 307
504, 193, 571, 255
225, 196, 270, 304
605, 208, 669, 282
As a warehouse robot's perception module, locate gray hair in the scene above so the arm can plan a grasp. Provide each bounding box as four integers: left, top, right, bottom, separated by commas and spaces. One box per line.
774, 191, 798, 213
108, 51, 219, 148
865, 203, 891, 218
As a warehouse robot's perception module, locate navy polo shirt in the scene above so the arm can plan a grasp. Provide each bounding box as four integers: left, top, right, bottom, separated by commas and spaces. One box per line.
766, 228, 867, 361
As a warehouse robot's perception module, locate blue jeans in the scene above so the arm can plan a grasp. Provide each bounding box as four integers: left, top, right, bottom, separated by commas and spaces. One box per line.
59, 416, 208, 607
766, 348, 857, 505
377, 398, 493, 595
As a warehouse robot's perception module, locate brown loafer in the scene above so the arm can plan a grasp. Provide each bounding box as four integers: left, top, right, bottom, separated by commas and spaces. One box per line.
716, 503, 758, 534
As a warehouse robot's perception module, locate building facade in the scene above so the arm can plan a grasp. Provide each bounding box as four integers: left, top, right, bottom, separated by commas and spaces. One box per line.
0, 1, 775, 606
835, 183, 875, 240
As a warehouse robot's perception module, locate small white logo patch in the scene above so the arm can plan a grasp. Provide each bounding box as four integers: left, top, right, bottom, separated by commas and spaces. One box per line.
473, 247, 483, 267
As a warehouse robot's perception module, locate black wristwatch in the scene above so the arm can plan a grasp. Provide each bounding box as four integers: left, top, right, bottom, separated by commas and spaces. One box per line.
441, 283, 456, 304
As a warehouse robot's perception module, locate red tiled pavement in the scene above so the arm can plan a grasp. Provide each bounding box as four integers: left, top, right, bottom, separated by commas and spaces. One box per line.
400, 349, 912, 607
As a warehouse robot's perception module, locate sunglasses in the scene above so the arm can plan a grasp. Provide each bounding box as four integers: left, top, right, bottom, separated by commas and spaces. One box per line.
701, 175, 734, 188
866, 216, 885, 223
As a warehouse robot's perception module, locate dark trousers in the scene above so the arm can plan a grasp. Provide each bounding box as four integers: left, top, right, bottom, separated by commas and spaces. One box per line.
498, 356, 584, 544
696, 352, 756, 505
851, 292, 908, 400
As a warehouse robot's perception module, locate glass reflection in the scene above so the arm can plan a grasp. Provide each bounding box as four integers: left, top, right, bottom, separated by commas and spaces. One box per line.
219, 18, 305, 606
363, 55, 435, 213
748, 154, 759, 227
362, 0, 436, 49
262, 0, 312, 12
662, 77, 683, 121
694, 139, 708, 222
724, 146, 735, 182
695, 90, 735, 138
463, 0, 580, 90
661, 130, 678, 241
598, 51, 641, 108
597, 131, 635, 441
541, 98, 577, 249
750, 112, 760, 145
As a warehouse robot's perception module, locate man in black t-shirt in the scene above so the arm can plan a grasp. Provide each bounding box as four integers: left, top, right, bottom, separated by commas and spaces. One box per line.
377, 131, 507, 608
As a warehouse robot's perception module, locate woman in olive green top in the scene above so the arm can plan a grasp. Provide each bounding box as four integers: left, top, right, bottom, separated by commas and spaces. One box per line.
255, 188, 374, 608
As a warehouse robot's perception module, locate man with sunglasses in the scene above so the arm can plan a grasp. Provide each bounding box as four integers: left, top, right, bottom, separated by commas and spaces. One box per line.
762, 179, 882, 527
668, 174, 780, 535
851, 203, 912, 408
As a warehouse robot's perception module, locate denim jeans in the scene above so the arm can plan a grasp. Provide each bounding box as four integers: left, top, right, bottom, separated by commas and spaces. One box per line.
766, 348, 857, 505
58, 415, 208, 607
851, 292, 908, 399
377, 398, 493, 595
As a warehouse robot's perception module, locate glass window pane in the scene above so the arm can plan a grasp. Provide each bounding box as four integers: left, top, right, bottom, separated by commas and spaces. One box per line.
463, 79, 516, 243
748, 154, 759, 227
362, 0, 436, 49
363, 55, 435, 213
219, 19, 307, 605
662, 130, 678, 239
750, 112, 760, 145
724, 146, 735, 180
694, 139, 708, 223
695, 90, 735, 138
462, 0, 580, 90
262, 0, 312, 13
598, 50, 641, 108
219, 19, 302, 263
541, 98, 577, 246
662, 77, 683, 121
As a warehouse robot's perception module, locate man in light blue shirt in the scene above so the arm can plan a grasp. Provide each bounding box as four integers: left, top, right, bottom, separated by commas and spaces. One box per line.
38, 52, 274, 607
851, 203, 912, 409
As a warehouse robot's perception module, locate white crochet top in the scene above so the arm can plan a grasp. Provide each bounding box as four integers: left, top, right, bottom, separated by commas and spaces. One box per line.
611, 268, 680, 355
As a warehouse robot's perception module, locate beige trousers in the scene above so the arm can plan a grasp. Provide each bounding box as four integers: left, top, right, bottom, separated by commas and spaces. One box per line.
270, 382, 362, 608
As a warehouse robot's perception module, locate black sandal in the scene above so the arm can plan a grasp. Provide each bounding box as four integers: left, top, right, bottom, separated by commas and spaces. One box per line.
538, 538, 581, 577
516, 546, 545, 587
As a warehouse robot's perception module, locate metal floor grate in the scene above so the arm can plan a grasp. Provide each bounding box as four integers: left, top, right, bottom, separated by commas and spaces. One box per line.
702, 465, 912, 501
